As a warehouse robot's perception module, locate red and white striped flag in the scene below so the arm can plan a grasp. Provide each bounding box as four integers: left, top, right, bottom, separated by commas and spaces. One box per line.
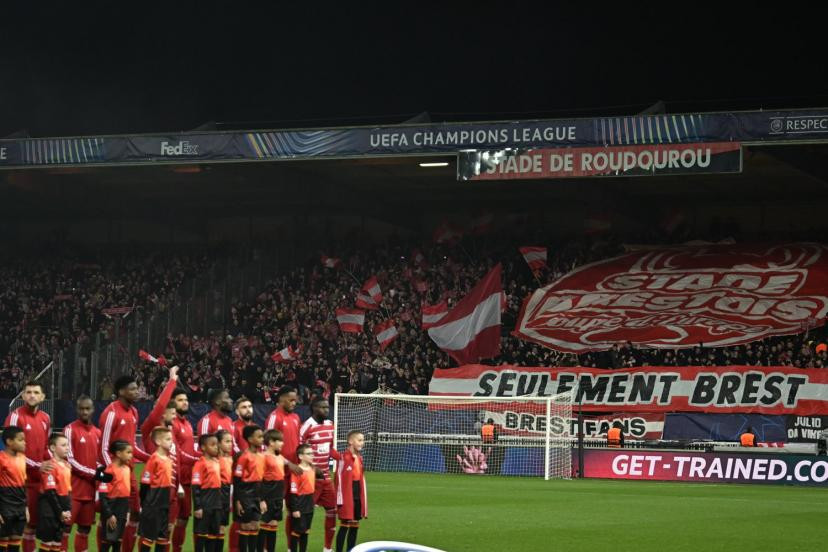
138, 349, 167, 366
356, 276, 383, 310
374, 319, 399, 351
271, 345, 301, 363
519, 246, 547, 273
421, 301, 449, 329
336, 308, 365, 333
427, 264, 502, 364
321, 255, 341, 269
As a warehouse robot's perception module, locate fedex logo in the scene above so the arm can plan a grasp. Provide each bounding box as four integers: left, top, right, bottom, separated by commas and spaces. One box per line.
160, 141, 199, 156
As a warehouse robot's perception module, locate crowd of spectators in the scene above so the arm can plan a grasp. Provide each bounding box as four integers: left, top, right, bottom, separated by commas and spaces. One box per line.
123, 234, 828, 406
0, 248, 214, 398
4, 232, 827, 402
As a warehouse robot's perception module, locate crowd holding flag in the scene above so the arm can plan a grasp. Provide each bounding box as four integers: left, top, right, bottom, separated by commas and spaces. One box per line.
355, 276, 383, 310
427, 263, 503, 364
373, 319, 399, 351
320, 255, 341, 269
519, 246, 547, 274
336, 308, 366, 334
271, 345, 301, 363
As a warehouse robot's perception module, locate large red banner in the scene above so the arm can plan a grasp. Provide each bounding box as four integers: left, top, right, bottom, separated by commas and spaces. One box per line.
514, 243, 828, 353
428, 364, 828, 415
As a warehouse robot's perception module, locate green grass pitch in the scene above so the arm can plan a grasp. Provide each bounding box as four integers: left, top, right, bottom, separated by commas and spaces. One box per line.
69, 472, 828, 551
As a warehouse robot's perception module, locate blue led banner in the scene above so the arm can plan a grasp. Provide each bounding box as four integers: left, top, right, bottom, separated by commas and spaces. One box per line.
0, 109, 826, 169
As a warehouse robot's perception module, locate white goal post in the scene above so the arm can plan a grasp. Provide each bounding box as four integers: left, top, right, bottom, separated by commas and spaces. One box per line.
333, 392, 574, 480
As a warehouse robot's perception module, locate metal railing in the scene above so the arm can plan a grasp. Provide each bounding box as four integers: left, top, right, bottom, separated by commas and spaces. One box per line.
55, 251, 281, 400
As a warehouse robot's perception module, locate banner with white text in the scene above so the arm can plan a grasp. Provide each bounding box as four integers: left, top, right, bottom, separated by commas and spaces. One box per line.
514, 242, 828, 353
458, 142, 741, 180
428, 364, 828, 415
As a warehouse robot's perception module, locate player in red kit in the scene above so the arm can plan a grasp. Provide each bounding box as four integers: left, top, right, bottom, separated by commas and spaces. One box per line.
4, 381, 51, 552
299, 398, 339, 552
233, 397, 256, 453
228, 396, 255, 552
64, 396, 102, 552
100, 371, 165, 552
265, 386, 304, 551
171, 388, 197, 552
197, 390, 235, 451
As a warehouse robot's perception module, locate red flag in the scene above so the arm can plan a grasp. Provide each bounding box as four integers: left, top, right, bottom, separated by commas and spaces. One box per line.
421, 301, 449, 329
355, 276, 383, 310
374, 319, 399, 351
427, 265, 502, 364
138, 349, 167, 366
519, 246, 547, 273
271, 345, 301, 363
336, 308, 365, 333
321, 255, 341, 269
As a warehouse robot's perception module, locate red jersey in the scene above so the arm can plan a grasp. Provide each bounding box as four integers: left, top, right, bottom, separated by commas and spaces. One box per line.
41, 459, 72, 497
196, 411, 235, 452
265, 407, 301, 463
218, 456, 232, 486
263, 453, 285, 482
140, 377, 178, 456
141, 452, 174, 489
299, 417, 338, 478
4, 406, 51, 482
64, 420, 101, 501
98, 464, 131, 499
173, 414, 198, 485
100, 399, 150, 465
192, 457, 222, 490
233, 418, 255, 452
233, 450, 264, 483
0, 450, 26, 511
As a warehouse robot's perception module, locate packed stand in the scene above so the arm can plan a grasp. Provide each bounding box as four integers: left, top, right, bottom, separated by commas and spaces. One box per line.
129, 234, 828, 404
0, 248, 214, 398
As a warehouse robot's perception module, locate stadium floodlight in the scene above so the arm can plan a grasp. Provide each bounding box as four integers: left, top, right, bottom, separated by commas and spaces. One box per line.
334, 392, 575, 480
418, 162, 449, 167
352, 541, 448, 552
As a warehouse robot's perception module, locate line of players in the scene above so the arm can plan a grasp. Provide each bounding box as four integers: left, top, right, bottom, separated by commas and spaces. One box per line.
0, 365, 368, 552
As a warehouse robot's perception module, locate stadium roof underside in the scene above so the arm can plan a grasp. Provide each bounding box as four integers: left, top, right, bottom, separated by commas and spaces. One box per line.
2, 108, 828, 223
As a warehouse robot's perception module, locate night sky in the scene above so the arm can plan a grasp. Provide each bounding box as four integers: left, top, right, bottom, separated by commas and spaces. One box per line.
1, 4, 826, 137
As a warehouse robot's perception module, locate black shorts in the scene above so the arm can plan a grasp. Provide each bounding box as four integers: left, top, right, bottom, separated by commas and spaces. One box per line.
261, 497, 283, 523
101, 498, 129, 543
220, 485, 231, 526
138, 506, 170, 542
291, 511, 314, 535
0, 507, 27, 538
193, 509, 223, 536
36, 495, 70, 543
234, 498, 261, 524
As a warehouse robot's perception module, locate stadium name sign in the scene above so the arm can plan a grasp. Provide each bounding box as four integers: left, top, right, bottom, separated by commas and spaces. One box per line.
428, 364, 828, 415
515, 243, 828, 352
582, 450, 828, 486
457, 142, 741, 180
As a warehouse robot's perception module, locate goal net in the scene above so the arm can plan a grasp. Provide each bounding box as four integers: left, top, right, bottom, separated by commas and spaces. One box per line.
333, 393, 574, 480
